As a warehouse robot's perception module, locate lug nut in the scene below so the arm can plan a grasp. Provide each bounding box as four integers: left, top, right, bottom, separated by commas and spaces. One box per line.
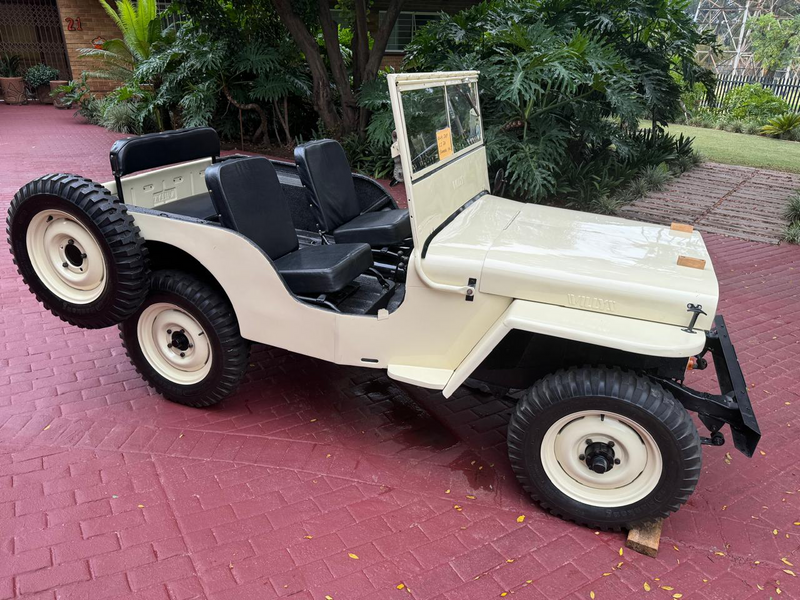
62, 262, 68, 268
585, 439, 593, 445
167, 343, 172, 348
167, 329, 172, 334
188, 344, 193, 348
614, 458, 621, 464
81, 253, 87, 259
47, 215, 53, 222
180, 352, 185, 358
607, 441, 615, 448
67, 239, 74, 245
579, 454, 585, 461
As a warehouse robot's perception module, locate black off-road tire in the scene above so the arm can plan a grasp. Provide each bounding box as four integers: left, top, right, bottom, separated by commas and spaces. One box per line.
7, 173, 149, 328
507, 366, 702, 530
120, 270, 250, 408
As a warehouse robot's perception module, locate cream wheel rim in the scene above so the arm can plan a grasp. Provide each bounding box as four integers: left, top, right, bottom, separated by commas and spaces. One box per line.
25, 209, 107, 304
540, 410, 663, 507
137, 303, 212, 385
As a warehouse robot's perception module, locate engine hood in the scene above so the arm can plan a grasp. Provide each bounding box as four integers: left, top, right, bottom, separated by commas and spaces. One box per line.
423, 196, 718, 331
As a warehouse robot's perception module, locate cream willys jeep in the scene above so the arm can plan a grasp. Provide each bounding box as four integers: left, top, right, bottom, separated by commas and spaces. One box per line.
7, 71, 760, 530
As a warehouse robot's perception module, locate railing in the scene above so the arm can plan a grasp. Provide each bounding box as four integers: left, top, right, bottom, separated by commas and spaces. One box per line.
706, 74, 800, 113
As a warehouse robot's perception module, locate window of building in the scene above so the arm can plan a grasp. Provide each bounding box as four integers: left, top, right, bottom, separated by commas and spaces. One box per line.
381, 12, 440, 53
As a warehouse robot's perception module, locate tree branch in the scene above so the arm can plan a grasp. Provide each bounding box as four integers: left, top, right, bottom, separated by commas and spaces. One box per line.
364, 0, 406, 81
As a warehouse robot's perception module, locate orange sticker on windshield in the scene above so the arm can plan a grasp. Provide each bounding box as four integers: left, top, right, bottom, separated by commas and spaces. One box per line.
436, 127, 453, 160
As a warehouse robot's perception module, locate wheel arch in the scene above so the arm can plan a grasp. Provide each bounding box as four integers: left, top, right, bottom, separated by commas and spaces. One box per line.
143, 240, 234, 309
443, 299, 705, 397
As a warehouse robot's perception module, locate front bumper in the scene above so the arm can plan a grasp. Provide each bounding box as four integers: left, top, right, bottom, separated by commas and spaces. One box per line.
654, 315, 761, 457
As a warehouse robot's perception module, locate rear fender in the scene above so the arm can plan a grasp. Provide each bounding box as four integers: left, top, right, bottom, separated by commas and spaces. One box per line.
442, 299, 706, 397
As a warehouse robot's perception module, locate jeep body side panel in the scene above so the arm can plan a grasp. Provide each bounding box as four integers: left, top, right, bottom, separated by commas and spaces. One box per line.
442, 299, 707, 398
128, 210, 511, 382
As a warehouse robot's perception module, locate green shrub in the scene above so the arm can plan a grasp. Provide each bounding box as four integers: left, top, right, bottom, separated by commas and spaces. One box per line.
629, 176, 653, 197
640, 163, 672, 191
743, 121, 763, 135
784, 222, 800, 244
760, 113, 800, 138
784, 193, 800, 222
0, 53, 21, 77
24, 64, 59, 88
721, 84, 789, 121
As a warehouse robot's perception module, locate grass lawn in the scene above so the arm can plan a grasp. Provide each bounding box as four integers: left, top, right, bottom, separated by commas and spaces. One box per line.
662, 123, 800, 174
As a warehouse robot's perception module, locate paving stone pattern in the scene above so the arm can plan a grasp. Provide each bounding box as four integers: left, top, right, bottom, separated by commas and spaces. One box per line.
1, 105, 799, 599
621, 162, 800, 244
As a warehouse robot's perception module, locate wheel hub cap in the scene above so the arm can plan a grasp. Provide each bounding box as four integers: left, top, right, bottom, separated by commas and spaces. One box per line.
25, 210, 107, 304
540, 410, 663, 508
137, 303, 212, 385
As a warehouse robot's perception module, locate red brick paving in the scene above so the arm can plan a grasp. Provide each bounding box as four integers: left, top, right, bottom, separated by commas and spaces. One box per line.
1, 105, 799, 599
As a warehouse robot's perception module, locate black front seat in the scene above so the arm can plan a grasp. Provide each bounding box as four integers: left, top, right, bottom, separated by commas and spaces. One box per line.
294, 139, 411, 247
204, 157, 373, 296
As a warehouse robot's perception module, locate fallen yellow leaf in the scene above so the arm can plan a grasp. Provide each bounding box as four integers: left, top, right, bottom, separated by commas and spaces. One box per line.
774, 529, 779, 535
506, 558, 514, 563
516, 515, 525, 523
619, 547, 624, 556
396, 584, 405, 590
310, 418, 317, 422
673, 595, 682, 599
466, 495, 476, 500
500, 593, 508, 598
326, 596, 333, 600
783, 558, 794, 566
590, 592, 595, 599
445, 489, 451, 494
304, 535, 313, 539
714, 551, 725, 556
783, 569, 796, 577
348, 553, 359, 560
644, 582, 651, 592
137, 504, 144, 508
673, 545, 679, 552
662, 586, 674, 591
602, 572, 611, 576
793, 521, 800, 526
43, 424, 50, 431
757, 584, 764, 591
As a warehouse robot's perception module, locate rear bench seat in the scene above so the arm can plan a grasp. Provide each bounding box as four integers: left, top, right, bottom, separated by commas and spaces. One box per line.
109, 127, 221, 220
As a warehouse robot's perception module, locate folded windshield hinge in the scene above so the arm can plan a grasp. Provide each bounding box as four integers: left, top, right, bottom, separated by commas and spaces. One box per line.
682, 303, 707, 334
465, 278, 477, 302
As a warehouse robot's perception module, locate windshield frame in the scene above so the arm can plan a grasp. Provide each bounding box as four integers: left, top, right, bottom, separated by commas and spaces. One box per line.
395, 73, 483, 182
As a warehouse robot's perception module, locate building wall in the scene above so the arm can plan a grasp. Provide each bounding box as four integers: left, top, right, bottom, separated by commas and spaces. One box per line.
56, 0, 120, 92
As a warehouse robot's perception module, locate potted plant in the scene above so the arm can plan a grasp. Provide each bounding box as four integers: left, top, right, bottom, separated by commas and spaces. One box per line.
0, 53, 26, 105
24, 64, 60, 104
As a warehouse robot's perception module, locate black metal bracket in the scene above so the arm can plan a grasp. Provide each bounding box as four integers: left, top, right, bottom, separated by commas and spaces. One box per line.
465, 278, 477, 302
682, 303, 707, 334
651, 315, 761, 457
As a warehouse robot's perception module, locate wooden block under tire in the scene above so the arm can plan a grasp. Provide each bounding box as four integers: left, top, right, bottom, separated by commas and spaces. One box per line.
626, 518, 663, 558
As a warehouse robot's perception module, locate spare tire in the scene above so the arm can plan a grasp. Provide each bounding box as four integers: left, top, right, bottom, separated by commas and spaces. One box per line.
7, 173, 149, 329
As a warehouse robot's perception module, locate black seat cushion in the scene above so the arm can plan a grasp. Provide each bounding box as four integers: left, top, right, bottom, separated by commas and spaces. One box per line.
110, 127, 220, 177
159, 192, 217, 220
294, 139, 361, 232
274, 243, 373, 295
333, 209, 411, 246
205, 157, 299, 260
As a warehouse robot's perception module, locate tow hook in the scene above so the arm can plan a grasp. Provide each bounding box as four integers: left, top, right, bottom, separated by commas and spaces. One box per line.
700, 431, 725, 447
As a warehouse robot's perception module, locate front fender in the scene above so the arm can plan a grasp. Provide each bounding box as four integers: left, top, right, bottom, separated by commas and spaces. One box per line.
442, 299, 707, 398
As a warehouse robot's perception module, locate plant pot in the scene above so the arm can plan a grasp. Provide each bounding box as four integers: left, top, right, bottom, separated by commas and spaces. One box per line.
50, 80, 69, 109
35, 84, 54, 104
0, 77, 26, 105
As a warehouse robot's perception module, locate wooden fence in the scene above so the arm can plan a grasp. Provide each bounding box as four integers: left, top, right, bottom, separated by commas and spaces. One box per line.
707, 75, 800, 112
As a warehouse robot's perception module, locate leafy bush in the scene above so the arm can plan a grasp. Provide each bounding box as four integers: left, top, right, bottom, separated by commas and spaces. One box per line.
400, 0, 708, 205
52, 74, 98, 118
24, 64, 59, 88
760, 113, 800, 138
640, 163, 672, 191
784, 193, 800, 223
0, 53, 21, 77
784, 222, 800, 244
721, 84, 789, 121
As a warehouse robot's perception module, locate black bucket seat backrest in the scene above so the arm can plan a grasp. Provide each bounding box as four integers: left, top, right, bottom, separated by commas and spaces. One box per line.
110, 127, 220, 178
204, 157, 299, 260
294, 139, 361, 232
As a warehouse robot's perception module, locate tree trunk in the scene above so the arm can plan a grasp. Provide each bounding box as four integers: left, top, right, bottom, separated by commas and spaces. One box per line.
318, 0, 359, 134
272, 0, 341, 134
223, 85, 270, 146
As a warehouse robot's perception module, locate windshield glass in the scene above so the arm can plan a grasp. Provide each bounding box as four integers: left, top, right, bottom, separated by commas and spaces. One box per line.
401, 81, 481, 175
